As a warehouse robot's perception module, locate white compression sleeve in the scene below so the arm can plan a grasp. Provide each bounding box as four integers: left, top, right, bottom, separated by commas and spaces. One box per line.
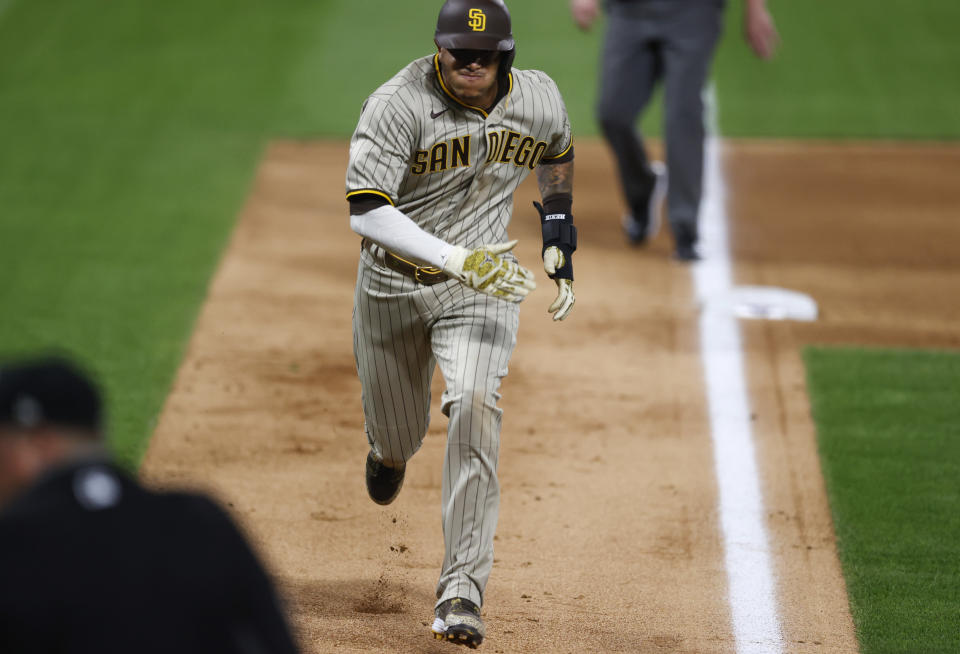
350, 205, 454, 269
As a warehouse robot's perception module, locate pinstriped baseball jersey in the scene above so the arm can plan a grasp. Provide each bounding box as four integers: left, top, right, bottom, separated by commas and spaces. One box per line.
346, 54, 572, 248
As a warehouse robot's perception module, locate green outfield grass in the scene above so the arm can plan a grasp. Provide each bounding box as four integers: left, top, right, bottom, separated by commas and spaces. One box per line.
714, 0, 960, 138
805, 348, 960, 653
0, 0, 331, 464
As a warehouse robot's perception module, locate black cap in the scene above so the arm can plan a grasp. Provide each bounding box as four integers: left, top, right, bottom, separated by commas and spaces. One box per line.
0, 356, 102, 434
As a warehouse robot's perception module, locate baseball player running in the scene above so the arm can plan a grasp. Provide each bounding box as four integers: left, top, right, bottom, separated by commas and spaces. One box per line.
345, 0, 577, 647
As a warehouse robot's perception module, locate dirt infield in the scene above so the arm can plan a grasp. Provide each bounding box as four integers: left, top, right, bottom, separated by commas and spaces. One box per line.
141, 140, 959, 653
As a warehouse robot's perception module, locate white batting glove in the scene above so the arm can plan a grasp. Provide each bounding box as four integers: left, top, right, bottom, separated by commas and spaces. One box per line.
442, 240, 536, 303
543, 246, 575, 321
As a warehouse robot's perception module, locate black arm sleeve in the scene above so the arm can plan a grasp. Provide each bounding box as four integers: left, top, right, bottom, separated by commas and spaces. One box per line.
349, 194, 390, 215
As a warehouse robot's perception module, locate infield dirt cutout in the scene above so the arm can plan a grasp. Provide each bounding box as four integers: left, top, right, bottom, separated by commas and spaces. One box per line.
141, 140, 960, 653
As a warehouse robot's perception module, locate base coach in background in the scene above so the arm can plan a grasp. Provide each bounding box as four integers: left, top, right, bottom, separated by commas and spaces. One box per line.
572, 0, 778, 261
0, 356, 300, 654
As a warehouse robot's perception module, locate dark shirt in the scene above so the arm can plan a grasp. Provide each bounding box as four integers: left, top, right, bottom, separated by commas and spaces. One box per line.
0, 459, 299, 654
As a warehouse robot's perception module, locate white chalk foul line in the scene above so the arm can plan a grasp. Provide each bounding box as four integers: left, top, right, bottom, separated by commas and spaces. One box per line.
694, 86, 784, 653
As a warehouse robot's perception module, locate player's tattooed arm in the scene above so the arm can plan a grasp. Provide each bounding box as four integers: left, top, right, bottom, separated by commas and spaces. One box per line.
535, 160, 574, 200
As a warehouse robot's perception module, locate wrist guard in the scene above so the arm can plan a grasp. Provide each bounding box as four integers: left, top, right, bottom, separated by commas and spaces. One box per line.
533, 193, 577, 280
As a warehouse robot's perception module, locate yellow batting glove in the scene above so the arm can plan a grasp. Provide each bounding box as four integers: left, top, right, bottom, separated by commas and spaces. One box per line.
443, 240, 536, 303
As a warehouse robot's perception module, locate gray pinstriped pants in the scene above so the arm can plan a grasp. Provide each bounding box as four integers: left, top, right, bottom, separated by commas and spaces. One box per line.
353, 247, 519, 608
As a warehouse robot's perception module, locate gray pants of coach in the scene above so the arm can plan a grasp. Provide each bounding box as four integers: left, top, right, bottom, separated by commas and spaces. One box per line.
598, 0, 723, 246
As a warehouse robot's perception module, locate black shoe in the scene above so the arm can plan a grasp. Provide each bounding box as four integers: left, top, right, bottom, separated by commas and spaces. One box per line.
673, 223, 701, 262
431, 598, 484, 648
365, 452, 405, 505
673, 242, 702, 262
622, 160, 667, 245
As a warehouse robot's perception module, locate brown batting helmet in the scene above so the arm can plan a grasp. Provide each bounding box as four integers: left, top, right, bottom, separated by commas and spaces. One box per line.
435, 0, 515, 69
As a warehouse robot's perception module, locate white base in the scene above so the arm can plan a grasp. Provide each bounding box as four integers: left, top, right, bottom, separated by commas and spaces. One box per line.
704, 285, 818, 322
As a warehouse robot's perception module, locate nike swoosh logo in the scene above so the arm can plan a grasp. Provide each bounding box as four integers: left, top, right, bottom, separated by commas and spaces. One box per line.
430, 108, 449, 119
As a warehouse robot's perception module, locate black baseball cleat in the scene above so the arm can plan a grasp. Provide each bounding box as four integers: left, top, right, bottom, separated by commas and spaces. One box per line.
431, 598, 485, 648
622, 160, 667, 245
365, 452, 405, 505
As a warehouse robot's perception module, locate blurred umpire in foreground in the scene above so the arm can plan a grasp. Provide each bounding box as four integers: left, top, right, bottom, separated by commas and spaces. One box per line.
0, 356, 300, 653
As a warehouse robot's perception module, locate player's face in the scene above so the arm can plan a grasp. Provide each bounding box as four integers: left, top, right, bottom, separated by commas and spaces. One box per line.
438, 48, 501, 108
